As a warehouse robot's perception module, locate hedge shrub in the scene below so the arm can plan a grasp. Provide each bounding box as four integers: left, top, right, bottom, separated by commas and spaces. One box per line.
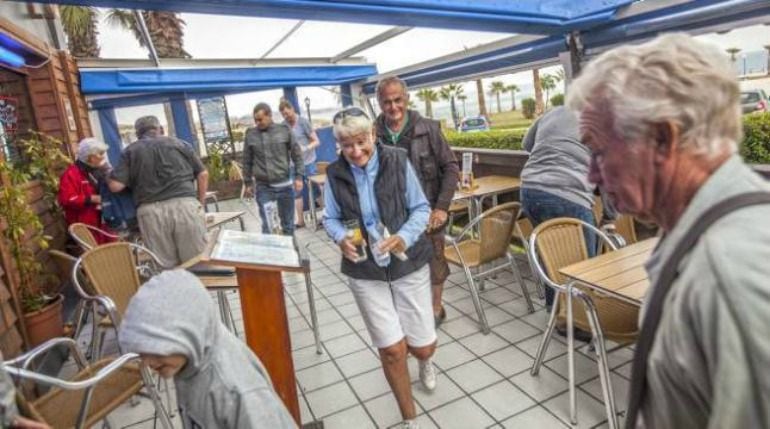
741, 112, 770, 164
550, 93, 564, 106
521, 98, 536, 119
445, 129, 525, 150
442, 112, 770, 163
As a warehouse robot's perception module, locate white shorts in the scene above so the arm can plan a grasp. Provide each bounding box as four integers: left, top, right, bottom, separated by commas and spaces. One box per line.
348, 265, 437, 349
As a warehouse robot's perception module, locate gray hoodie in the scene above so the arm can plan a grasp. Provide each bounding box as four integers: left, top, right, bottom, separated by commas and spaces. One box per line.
119, 270, 297, 429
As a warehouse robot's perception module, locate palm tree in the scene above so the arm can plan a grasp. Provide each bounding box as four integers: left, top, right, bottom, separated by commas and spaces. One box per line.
506, 84, 520, 111
540, 74, 557, 109
533, 68, 544, 116
415, 88, 439, 118
475, 79, 488, 117
488, 81, 506, 113
60, 5, 100, 58
457, 94, 468, 117
439, 84, 463, 129
107, 9, 191, 58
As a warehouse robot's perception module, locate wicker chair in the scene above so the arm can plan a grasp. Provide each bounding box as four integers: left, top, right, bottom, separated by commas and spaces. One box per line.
49, 250, 95, 344
68, 223, 120, 251
315, 161, 329, 175
445, 202, 535, 334
528, 218, 639, 428
511, 215, 545, 300
72, 242, 164, 359
3, 337, 172, 429
447, 199, 472, 234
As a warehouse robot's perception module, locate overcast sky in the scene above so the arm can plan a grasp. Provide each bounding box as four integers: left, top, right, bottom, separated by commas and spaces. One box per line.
97, 11, 769, 123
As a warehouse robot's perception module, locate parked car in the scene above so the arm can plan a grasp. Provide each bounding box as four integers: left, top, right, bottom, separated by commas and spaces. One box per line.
458, 116, 491, 132
740, 89, 769, 114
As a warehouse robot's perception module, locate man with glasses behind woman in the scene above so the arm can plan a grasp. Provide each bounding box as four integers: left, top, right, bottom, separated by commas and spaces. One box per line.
322, 106, 437, 429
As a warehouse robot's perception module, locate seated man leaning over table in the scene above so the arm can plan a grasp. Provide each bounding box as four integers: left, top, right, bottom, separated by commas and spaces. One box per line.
567, 33, 770, 429
322, 106, 436, 429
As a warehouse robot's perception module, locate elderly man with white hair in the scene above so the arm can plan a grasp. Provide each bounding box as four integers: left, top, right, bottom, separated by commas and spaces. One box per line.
568, 33, 770, 429
58, 137, 115, 244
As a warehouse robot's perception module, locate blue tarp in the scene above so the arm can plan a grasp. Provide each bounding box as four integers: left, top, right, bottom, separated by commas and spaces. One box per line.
80, 64, 378, 95
24, 0, 636, 34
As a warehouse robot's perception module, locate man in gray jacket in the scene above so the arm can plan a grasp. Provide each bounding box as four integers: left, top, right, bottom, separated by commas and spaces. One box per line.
568, 33, 770, 428
119, 270, 296, 429
243, 102, 304, 235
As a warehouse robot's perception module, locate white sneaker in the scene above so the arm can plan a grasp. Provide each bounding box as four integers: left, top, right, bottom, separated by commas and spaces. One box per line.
419, 358, 437, 391
402, 419, 421, 429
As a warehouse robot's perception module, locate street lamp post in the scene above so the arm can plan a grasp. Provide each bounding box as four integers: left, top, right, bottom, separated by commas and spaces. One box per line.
304, 96, 312, 125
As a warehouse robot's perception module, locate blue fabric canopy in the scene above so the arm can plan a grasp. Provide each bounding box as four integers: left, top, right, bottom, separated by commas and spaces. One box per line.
80, 64, 378, 95
24, 0, 636, 34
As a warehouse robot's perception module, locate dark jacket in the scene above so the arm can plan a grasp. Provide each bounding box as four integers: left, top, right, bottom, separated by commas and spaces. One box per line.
242, 122, 304, 186
326, 145, 432, 281
376, 110, 459, 211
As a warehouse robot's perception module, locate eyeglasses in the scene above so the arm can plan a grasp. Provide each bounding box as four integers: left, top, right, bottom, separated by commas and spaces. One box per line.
332, 107, 369, 124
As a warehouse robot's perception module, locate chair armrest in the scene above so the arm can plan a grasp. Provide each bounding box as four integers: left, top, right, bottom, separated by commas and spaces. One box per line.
4, 338, 87, 371
3, 353, 141, 390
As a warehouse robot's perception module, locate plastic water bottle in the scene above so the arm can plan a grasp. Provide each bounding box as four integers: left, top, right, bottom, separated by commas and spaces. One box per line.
365, 220, 391, 267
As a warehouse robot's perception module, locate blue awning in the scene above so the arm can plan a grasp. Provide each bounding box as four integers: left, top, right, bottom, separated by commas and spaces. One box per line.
23, 0, 636, 34
80, 64, 378, 95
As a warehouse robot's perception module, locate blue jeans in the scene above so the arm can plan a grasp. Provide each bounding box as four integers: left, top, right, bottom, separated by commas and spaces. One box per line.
256, 184, 295, 235
521, 188, 596, 307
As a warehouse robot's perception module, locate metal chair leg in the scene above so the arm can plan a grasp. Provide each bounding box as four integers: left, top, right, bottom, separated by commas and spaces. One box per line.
507, 253, 534, 313
566, 283, 577, 426
141, 366, 173, 429
216, 291, 235, 333
463, 265, 490, 334
581, 294, 619, 429
523, 243, 546, 300
225, 292, 239, 337
304, 270, 322, 355
531, 291, 559, 375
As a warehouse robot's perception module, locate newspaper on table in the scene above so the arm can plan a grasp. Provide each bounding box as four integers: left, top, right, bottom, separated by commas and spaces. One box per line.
210, 229, 300, 268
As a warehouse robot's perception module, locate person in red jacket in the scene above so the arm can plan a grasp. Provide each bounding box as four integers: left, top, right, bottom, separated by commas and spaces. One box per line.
58, 138, 114, 244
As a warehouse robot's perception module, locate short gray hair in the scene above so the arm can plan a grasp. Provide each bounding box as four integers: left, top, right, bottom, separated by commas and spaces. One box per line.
567, 33, 741, 159
134, 115, 161, 138
76, 137, 108, 162
253, 102, 271, 116
376, 76, 408, 101
333, 112, 372, 141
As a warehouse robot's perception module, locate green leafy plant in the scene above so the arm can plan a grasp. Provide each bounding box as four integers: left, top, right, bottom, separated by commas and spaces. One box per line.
204, 149, 233, 184
521, 98, 536, 119
445, 129, 525, 150
0, 132, 68, 312
741, 112, 770, 163
550, 93, 565, 107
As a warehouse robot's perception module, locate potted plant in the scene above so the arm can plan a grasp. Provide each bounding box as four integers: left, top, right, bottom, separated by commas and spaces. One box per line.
0, 132, 70, 347
204, 148, 241, 199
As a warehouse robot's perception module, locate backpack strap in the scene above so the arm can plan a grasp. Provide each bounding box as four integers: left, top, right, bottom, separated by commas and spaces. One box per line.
626, 191, 770, 428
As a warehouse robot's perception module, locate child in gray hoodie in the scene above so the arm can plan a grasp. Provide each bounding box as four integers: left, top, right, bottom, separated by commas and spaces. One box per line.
119, 269, 297, 429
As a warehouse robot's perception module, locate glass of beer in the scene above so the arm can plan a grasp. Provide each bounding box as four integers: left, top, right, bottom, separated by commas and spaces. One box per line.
343, 219, 367, 262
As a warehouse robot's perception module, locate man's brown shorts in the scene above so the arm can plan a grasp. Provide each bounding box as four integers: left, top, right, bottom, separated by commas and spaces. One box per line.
427, 227, 450, 285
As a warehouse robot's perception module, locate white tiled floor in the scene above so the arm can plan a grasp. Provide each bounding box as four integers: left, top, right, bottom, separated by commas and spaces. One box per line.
96, 199, 633, 428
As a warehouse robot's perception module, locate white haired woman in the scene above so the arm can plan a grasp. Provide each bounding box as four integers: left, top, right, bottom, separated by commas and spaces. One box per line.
567, 33, 770, 428
57, 137, 115, 244
322, 107, 436, 429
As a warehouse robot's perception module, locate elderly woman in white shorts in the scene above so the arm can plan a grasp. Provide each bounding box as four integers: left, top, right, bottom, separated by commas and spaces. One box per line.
322, 107, 437, 429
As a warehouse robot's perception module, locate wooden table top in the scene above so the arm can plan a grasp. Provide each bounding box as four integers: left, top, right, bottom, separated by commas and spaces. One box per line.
205, 211, 245, 230
559, 237, 659, 306
453, 175, 521, 201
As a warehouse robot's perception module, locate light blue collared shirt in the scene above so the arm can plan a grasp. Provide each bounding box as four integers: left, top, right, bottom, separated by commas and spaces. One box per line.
322, 149, 430, 249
